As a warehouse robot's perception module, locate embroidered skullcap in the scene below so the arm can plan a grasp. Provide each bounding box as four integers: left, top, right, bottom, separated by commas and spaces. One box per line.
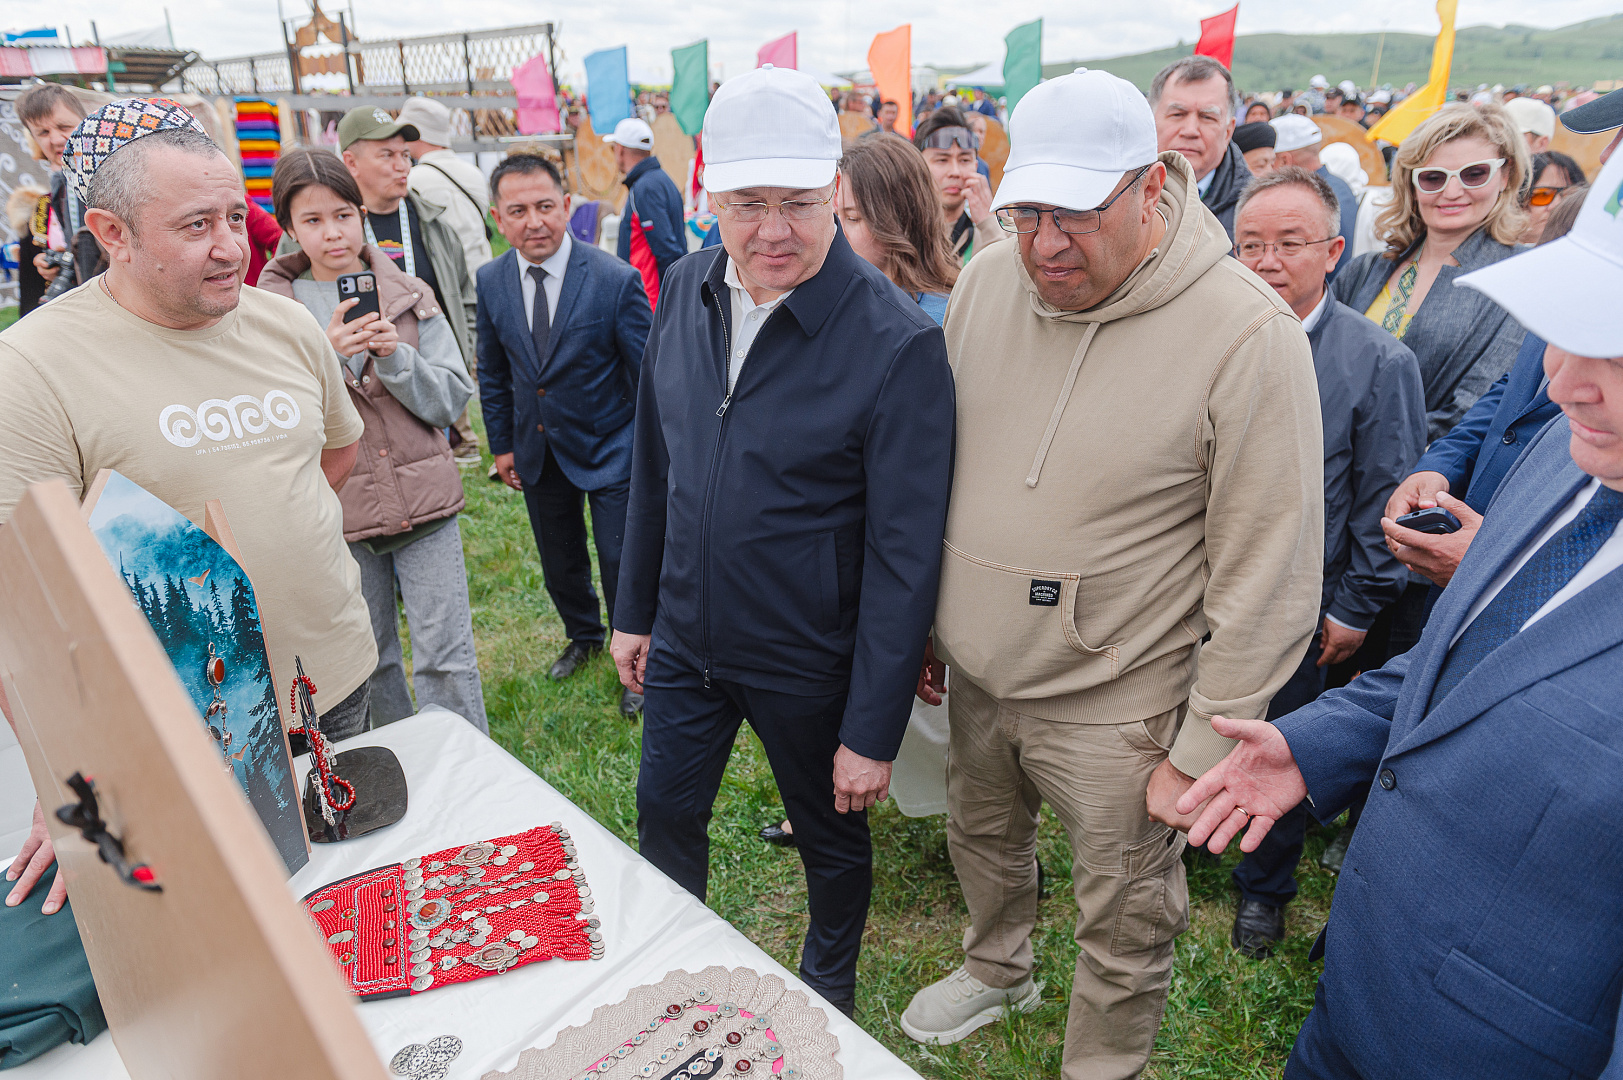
64, 97, 211, 204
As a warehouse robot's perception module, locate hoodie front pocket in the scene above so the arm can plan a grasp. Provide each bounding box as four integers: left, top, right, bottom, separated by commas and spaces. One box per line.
935, 540, 1118, 700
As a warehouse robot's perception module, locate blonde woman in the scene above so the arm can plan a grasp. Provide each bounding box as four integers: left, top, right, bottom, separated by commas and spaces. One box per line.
1332, 104, 1531, 441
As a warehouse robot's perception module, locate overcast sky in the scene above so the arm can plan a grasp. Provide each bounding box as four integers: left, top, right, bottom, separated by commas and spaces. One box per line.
18, 0, 1623, 83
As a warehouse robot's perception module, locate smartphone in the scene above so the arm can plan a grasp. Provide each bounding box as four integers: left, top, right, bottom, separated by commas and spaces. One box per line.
1395, 506, 1462, 535
336, 271, 380, 323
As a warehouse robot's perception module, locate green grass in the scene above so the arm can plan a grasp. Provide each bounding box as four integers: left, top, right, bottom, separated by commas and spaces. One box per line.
0, 306, 16, 333
1056, 13, 1623, 94
446, 431, 1340, 1079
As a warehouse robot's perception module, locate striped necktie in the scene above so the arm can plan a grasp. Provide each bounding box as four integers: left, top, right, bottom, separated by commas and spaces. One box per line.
1430, 486, 1623, 707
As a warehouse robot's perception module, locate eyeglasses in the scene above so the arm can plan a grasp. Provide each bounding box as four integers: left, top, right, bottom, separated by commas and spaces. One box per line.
1412, 158, 1506, 193
714, 191, 835, 222
1234, 237, 1339, 260
1527, 185, 1569, 207
995, 165, 1153, 236
920, 126, 980, 151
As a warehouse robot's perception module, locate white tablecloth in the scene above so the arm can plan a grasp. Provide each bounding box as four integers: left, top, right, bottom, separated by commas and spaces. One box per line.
5, 708, 922, 1079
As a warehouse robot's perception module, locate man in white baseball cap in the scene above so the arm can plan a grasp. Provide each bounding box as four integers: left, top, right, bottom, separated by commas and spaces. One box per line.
1504, 95, 1558, 153
611, 63, 955, 1017
901, 67, 1322, 1078
603, 116, 685, 306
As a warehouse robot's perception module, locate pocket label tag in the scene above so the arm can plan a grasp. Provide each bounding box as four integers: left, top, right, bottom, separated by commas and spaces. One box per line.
1029, 579, 1062, 606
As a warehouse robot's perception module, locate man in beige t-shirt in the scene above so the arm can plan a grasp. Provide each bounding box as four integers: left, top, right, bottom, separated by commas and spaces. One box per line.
2, 101, 376, 917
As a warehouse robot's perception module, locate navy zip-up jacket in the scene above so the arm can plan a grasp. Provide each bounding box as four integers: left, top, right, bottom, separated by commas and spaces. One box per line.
613, 230, 956, 761
616, 156, 687, 284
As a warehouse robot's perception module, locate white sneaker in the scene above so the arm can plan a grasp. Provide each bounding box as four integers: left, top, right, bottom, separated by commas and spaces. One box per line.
900, 966, 1042, 1045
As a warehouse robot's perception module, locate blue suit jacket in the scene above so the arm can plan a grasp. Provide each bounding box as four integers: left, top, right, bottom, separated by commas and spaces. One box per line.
476, 243, 652, 490
1415, 332, 1562, 514
1276, 418, 1623, 1080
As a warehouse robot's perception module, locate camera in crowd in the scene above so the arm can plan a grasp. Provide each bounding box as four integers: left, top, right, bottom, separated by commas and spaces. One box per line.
40, 249, 75, 302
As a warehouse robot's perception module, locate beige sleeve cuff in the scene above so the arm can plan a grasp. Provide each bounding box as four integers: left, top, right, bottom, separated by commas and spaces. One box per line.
1168, 701, 1240, 779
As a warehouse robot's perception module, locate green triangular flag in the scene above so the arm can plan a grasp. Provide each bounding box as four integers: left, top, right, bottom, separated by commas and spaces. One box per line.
670, 40, 710, 136
1003, 19, 1042, 112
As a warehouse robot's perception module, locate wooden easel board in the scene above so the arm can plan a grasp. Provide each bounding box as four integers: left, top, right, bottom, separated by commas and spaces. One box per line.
652, 111, 695, 200
0, 480, 386, 1080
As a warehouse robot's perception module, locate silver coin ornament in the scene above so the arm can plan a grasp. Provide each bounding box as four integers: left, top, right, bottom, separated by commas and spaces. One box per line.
389, 1033, 461, 1077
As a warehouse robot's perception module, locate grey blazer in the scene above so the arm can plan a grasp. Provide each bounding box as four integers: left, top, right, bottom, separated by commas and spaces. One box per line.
1331, 228, 1528, 441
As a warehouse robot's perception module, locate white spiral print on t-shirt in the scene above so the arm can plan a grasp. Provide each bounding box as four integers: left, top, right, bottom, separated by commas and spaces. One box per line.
158, 391, 301, 447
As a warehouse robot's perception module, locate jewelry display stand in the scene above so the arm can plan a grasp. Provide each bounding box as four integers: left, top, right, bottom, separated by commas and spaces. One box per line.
0, 479, 388, 1080
288, 657, 408, 844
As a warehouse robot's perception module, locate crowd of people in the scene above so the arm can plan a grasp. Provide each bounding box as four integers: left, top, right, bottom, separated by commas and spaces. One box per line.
4, 47, 1623, 1080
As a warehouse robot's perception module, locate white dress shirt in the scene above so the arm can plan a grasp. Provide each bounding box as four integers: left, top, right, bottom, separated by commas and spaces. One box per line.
517, 231, 573, 331
722, 257, 793, 394
1299, 289, 1332, 333
1449, 477, 1623, 647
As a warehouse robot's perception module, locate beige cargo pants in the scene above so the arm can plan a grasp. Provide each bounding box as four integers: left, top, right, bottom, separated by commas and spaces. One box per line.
946, 675, 1189, 1080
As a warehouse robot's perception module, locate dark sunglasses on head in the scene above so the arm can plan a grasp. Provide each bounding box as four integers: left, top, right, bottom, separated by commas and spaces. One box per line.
1411, 158, 1506, 193
920, 126, 980, 151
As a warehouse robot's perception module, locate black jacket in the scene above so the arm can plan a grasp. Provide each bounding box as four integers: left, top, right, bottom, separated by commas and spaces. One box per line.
1200, 140, 1249, 240
1307, 299, 1427, 630
1331, 228, 1527, 440
614, 231, 956, 761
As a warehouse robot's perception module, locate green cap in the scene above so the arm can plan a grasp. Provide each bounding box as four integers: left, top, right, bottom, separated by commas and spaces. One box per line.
337, 106, 420, 151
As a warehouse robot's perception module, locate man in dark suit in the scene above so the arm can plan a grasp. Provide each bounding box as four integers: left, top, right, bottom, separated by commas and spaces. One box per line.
477, 154, 652, 716
1172, 164, 1623, 1079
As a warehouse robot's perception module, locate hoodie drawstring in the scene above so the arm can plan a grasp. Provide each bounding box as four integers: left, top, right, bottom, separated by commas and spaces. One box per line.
1026, 321, 1100, 488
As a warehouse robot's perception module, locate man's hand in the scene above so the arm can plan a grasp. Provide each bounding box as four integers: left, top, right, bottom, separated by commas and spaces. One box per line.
611, 631, 651, 694
493, 452, 523, 491
1177, 716, 1309, 854
1146, 758, 1207, 832
1382, 490, 1482, 588
1385, 470, 1451, 522
833, 745, 891, 814
964, 173, 995, 227
32, 252, 61, 284
1317, 617, 1366, 668
6, 801, 66, 915
916, 637, 946, 706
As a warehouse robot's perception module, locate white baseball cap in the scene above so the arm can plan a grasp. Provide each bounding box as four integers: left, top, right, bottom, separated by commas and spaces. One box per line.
702, 65, 840, 193
1337, 79, 1359, 97
398, 97, 454, 147
1271, 113, 1323, 153
1310, 74, 1329, 90
1504, 96, 1557, 139
993, 67, 1157, 212
1457, 151, 1623, 357
604, 117, 655, 152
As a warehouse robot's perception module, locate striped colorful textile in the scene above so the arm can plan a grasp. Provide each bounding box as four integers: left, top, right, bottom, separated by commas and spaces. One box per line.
234, 98, 280, 211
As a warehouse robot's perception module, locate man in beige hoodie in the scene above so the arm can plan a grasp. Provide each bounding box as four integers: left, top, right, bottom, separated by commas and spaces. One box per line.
900, 69, 1324, 1079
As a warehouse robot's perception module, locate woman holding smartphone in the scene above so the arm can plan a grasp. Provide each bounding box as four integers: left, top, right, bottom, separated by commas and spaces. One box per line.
258, 148, 487, 734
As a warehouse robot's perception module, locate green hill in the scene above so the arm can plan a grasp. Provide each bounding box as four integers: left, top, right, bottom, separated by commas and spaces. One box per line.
1046, 14, 1623, 93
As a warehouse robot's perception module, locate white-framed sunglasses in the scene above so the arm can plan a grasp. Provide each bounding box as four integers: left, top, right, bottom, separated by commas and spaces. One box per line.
1411, 158, 1506, 193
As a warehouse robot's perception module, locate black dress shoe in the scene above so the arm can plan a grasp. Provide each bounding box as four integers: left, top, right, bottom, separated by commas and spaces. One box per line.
1320, 824, 1354, 874
1232, 898, 1287, 959
619, 687, 643, 719
548, 641, 599, 680
759, 823, 796, 847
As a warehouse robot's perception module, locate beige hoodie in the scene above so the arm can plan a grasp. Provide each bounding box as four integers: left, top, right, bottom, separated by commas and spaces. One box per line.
935, 151, 1324, 777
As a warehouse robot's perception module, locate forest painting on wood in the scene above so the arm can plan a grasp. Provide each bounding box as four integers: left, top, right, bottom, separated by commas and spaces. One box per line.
84, 470, 309, 874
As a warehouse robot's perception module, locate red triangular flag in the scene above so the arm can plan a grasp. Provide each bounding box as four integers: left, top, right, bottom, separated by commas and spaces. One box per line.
1194, 4, 1239, 71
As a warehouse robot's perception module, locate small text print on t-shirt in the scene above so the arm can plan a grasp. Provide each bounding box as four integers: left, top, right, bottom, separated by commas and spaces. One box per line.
159, 391, 302, 453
